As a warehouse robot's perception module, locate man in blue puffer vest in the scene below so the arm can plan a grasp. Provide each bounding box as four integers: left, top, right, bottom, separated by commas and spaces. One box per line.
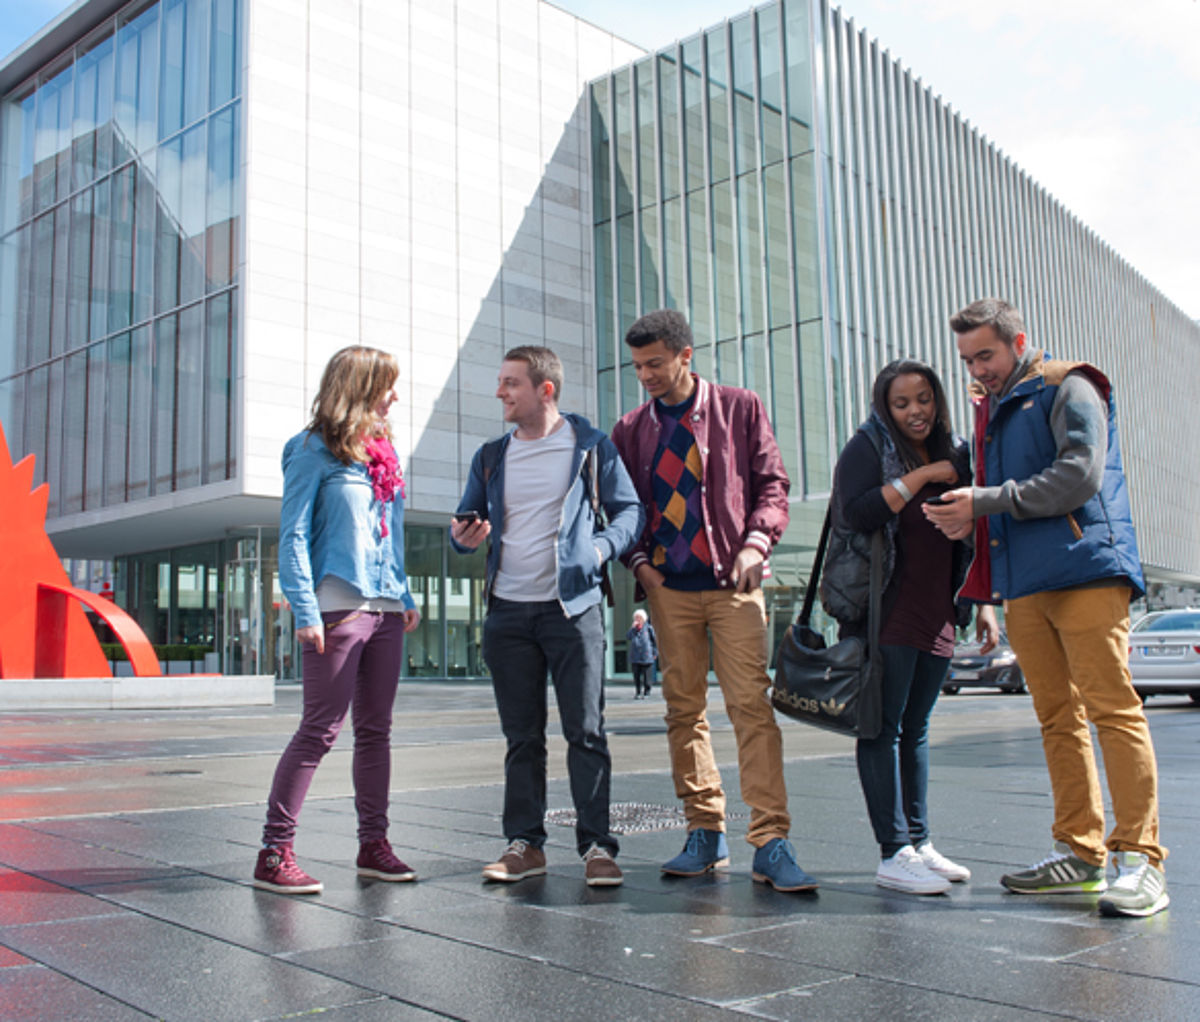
926, 298, 1167, 918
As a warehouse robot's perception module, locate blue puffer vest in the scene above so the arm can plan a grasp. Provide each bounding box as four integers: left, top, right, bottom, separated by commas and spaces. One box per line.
981, 361, 1144, 601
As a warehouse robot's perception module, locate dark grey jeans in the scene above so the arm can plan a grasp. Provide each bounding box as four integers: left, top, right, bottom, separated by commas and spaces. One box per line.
483, 597, 617, 857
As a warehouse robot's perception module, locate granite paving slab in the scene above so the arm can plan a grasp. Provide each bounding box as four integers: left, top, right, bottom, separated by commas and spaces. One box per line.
285, 929, 770, 1021
0, 867, 126, 927
0, 686, 1195, 1021
0, 965, 153, 1021
81, 873, 409, 955
736, 974, 1067, 1021
388, 892, 849, 1004
1, 911, 379, 1021
712, 911, 1200, 1021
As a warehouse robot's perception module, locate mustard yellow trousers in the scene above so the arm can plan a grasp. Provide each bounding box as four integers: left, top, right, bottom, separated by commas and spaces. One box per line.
646, 585, 790, 847
1005, 584, 1166, 867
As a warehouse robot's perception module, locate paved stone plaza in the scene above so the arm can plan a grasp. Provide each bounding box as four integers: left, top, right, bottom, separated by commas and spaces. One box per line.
1, 682, 1197, 1020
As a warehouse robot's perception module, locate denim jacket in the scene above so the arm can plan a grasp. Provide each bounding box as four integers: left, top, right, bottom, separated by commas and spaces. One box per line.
279, 429, 416, 630
451, 413, 644, 617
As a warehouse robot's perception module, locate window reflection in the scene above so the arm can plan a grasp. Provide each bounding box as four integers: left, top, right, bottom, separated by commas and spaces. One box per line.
447, 535, 488, 678
0, 0, 243, 510
589, 3, 829, 642
403, 526, 443, 677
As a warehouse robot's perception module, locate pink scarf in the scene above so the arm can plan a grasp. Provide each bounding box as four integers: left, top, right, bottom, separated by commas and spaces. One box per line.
363, 435, 405, 538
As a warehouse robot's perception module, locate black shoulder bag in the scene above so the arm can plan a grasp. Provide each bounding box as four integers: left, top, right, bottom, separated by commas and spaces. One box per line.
771, 510, 884, 739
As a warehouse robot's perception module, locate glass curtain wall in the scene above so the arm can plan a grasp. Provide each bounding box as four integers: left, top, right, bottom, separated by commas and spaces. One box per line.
591, 0, 827, 662
113, 523, 495, 682
0, 0, 241, 508
592, 0, 1200, 647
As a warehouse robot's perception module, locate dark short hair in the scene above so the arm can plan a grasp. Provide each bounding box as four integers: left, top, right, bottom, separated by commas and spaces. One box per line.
872, 359, 955, 471
949, 298, 1026, 344
503, 345, 563, 401
624, 309, 693, 354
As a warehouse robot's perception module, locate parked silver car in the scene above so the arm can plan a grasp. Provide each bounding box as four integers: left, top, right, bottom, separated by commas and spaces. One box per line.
1128, 609, 1200, 704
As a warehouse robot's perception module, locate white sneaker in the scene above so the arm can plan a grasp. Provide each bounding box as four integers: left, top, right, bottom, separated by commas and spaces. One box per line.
1098, 852, 1169, 918
917, 841, 971, 882
876, 845, 952, 895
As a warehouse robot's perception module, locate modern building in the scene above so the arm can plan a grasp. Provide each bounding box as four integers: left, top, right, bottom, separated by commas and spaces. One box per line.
587, 0, 1200, 638
2, 0, 1197, 681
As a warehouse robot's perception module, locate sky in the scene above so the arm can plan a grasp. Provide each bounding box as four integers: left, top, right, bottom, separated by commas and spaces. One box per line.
3, 0, 1197, 319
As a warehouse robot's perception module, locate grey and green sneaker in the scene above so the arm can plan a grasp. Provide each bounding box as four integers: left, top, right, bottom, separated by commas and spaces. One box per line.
1098, 852, 1169, 918
1000, 841, 1108, 894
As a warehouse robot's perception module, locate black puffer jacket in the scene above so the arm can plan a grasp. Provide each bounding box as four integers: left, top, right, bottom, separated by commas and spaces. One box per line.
820, 413, 972, 630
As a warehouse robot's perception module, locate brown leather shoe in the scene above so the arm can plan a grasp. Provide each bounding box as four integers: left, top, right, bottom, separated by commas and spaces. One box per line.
583, 844, 623, 887
482, 839, 547, 882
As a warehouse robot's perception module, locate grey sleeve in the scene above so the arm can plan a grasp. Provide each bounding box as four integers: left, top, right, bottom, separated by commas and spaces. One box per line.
973, 372, 1108, 520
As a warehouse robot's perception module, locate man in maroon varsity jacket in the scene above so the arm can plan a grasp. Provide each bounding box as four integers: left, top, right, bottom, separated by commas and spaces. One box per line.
610, 309, 817, 893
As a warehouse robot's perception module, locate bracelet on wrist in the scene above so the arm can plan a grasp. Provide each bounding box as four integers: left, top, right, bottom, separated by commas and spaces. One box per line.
890, 477, 913, 502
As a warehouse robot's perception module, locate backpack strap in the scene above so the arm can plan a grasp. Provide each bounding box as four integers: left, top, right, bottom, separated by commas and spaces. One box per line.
584, 447, 604, 523
583, 445, 614, 607
479, 437, 505, 485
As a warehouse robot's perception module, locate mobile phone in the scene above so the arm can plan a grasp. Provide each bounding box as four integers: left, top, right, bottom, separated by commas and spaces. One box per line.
453, 510, 482, 523
923, 495, 952, 506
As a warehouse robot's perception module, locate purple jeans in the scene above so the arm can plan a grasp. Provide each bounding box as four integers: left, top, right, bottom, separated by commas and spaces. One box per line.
263, 609, 404, 847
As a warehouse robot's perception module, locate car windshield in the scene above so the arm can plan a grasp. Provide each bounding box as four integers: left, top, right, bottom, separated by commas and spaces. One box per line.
1132, 611, 1200, 633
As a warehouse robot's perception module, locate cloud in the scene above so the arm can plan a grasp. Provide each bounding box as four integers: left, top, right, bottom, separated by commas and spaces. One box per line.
835, 0, 1200, 316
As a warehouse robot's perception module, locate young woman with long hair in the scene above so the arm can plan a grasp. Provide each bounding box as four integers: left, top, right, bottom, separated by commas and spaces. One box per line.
825, 359, 974, 895
254, 346, 421, 894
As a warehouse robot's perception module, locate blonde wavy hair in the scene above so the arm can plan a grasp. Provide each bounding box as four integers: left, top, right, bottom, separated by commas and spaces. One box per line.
307, 346, 399, 464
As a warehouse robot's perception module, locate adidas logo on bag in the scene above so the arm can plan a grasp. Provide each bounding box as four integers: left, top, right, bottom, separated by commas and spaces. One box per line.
772, 689, 847, 717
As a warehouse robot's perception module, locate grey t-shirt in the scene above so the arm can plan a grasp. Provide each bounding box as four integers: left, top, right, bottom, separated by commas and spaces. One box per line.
493, 421, 576, 602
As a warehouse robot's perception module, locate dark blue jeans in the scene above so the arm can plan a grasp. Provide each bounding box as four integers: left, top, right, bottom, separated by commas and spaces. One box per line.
483, 598, 616, 857
855, 643, 950, 857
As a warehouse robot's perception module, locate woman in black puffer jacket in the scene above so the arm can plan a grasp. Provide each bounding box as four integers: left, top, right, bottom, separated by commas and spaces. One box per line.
823, 359, 973, 897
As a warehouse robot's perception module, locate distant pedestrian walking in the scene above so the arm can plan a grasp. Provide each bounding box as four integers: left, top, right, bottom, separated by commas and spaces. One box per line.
626, 609, 658, 698
255, 346, 422, 896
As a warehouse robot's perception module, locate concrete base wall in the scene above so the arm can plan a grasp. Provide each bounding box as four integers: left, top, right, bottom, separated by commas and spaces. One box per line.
0, 675, 277, 710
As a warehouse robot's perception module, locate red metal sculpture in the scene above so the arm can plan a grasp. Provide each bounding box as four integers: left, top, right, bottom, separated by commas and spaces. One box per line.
0, 422, 163, 679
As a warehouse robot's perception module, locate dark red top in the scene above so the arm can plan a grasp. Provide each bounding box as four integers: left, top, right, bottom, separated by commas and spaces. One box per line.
878, 481, 957, 657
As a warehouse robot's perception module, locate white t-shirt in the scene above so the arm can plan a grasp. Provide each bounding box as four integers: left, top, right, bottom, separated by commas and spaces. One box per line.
493, 421, 576, 602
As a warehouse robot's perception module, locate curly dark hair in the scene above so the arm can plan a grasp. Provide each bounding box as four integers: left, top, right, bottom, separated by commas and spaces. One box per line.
624, 309, 693, 353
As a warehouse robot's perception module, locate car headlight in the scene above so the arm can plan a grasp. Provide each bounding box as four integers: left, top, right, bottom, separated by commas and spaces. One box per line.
991, 651, 1016, 666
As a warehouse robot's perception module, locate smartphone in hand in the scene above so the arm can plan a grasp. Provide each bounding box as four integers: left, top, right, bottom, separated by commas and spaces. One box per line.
923, 494, 952, 506
453, 510, 482, 523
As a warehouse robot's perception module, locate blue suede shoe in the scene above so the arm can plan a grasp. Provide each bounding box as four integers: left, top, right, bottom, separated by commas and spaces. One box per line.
662, 828, 730, 876
751, 838, 818, 892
